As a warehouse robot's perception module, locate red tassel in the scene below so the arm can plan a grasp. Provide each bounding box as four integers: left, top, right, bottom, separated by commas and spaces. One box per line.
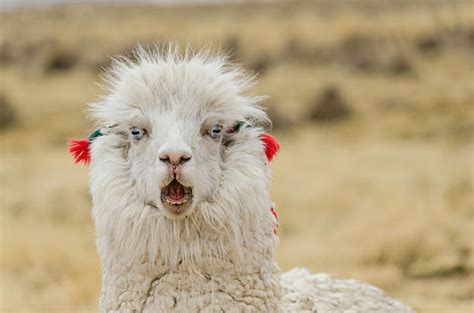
261, 133, 280, 161
68, 139, 91, 165
271, 207, 279, 235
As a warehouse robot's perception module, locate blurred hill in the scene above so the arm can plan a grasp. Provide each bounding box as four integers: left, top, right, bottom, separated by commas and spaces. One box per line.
0, 1, 473, 312
0, 0, 250, 11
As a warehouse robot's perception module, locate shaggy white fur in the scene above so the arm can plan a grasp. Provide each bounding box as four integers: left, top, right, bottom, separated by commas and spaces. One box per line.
87, 46, 414, 312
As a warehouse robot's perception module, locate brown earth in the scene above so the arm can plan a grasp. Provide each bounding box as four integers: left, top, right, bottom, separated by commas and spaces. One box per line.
1, 1, 473, 312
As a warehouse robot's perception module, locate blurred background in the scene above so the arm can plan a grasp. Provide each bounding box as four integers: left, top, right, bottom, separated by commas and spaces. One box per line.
0, 0, 473, 312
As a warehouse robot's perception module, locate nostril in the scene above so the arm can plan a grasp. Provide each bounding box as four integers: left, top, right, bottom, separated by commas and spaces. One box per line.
159, 156, 170, 163
181, 155, 192, 163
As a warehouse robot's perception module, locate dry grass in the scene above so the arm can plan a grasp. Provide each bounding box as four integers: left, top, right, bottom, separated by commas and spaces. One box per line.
1, 1, 473, 312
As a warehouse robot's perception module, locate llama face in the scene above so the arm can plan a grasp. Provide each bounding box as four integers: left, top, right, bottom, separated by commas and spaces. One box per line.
122, 108, 234, 220
89, 50, 269, 221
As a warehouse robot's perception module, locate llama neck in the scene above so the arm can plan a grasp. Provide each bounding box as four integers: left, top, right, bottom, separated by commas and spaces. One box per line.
96, 199, 282, 312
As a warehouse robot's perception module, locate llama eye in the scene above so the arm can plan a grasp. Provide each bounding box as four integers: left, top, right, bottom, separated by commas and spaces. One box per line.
208, 125, 222, 139
130, 127, 145, 140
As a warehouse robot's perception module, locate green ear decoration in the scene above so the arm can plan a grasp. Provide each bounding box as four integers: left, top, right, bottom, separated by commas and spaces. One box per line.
89, 128, 103, 140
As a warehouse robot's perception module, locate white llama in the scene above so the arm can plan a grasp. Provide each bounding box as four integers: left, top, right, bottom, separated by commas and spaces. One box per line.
75, 46, 414, 312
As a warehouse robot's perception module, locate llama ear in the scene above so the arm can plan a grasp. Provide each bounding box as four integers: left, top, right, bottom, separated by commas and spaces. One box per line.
68, 127, 107, 165
224, 120, 280, 161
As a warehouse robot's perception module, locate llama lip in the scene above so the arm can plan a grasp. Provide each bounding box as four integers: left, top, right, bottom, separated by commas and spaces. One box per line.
161, 179, 193, 205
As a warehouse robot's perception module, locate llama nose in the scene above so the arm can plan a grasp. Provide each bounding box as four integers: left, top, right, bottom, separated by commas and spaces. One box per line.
159, 149, 192, 165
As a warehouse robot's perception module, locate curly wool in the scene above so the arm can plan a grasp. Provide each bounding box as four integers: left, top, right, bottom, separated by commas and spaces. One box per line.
281, 268, 413, 313
87, 45, 414, 313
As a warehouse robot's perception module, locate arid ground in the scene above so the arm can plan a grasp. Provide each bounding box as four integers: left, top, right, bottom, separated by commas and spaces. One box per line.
1, 1, 473, 312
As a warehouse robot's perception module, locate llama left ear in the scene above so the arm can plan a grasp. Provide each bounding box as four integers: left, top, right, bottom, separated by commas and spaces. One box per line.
261, 133, 280, 161
68, 128, 103, 165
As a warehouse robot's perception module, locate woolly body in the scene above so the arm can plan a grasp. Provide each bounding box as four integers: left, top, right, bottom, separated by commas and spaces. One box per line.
86, 46, 414, 312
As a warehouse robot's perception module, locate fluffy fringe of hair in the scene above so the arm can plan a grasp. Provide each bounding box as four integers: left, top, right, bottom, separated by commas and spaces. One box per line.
90, 43, 271, 130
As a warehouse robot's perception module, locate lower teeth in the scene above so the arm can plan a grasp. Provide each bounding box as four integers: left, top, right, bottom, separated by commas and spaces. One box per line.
165, 199, 188, 205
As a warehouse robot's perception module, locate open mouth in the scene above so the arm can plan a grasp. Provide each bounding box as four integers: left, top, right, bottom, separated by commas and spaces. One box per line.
161, 179, 193, 206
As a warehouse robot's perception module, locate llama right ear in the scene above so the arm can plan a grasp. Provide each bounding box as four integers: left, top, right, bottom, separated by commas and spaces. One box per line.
224, 120, 280, 161
261, 133, 280, 161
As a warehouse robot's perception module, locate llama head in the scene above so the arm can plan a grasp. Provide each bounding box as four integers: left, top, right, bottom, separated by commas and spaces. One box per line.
86, 47, 278, 267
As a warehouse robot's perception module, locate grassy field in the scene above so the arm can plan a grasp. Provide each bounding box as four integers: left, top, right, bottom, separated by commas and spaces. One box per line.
1, 1, 473, 312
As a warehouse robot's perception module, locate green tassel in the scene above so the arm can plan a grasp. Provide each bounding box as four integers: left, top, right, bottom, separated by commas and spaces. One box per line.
88, 129, 103, 141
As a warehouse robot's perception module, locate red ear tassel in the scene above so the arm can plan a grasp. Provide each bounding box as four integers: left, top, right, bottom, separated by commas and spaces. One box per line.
271, 207, 279, 235
261, 133, 280, 161
68, 139, 91, 165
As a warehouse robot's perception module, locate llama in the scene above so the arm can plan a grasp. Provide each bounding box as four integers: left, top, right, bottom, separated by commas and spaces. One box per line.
71, 46, 414, 312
